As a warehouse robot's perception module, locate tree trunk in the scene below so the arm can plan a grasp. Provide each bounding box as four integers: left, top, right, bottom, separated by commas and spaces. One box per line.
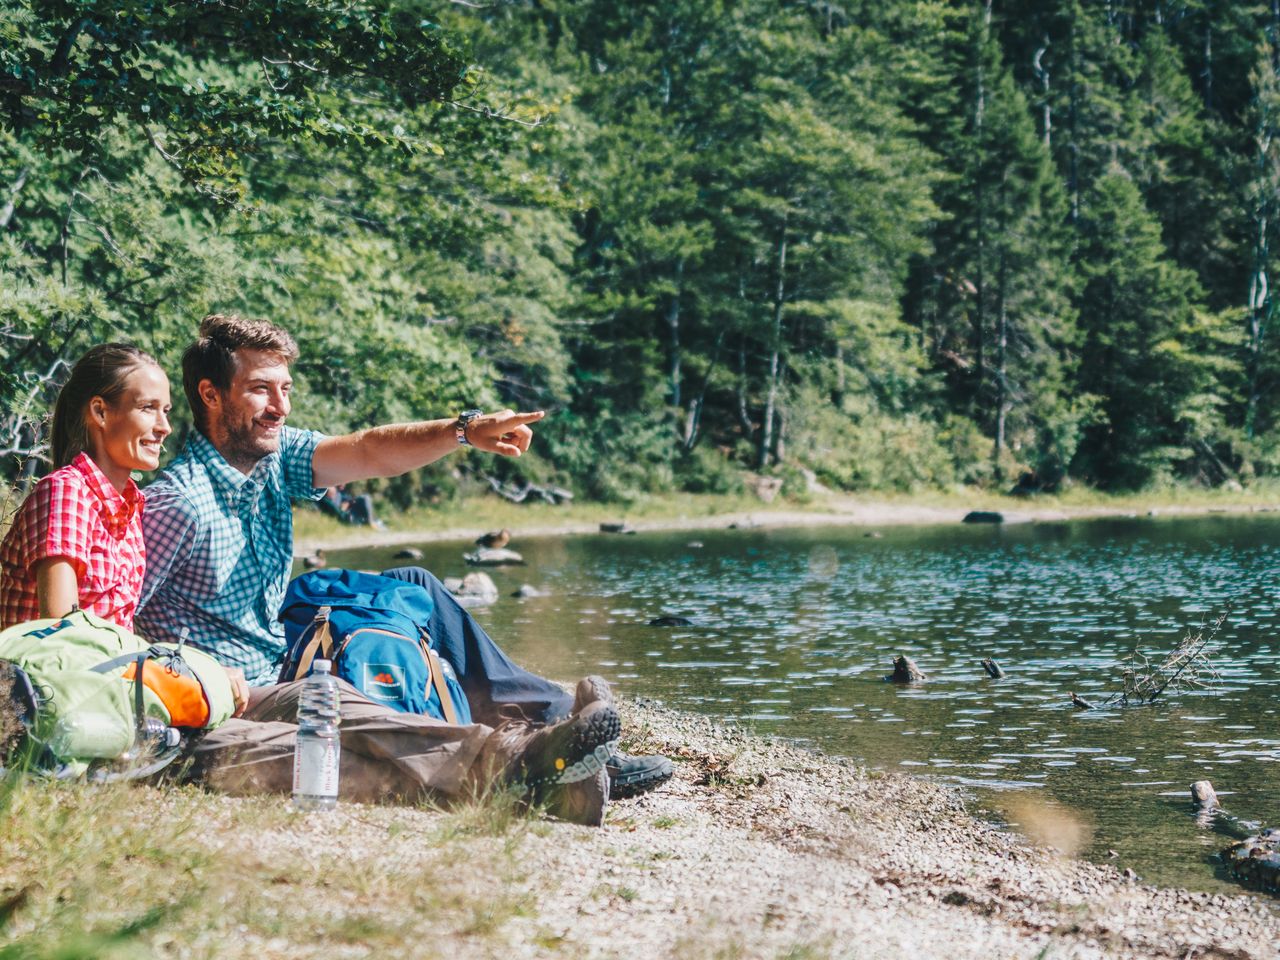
1068, 5, 1080, 225
973, 1, 990, 407
993, 247, 1009, 484
736, 336, 753, 437
758, 230, 787, 470
667, 257, 684, 410
682, 330, 724, 451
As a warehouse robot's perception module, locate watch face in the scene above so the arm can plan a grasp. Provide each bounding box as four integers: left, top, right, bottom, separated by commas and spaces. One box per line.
460, 408, 483, 421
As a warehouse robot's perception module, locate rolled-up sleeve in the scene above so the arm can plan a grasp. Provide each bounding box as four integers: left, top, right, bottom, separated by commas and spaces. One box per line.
280, 426, 328, 501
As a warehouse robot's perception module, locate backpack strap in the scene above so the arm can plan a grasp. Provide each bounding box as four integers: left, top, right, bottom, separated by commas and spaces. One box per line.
89, 646, 171, 675
133, 653, 147, 738
419, 630, 458, 725
294, 606, 334, 680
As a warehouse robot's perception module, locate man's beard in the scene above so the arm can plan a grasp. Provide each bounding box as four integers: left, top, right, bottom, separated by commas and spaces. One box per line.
221, 417, 281, 467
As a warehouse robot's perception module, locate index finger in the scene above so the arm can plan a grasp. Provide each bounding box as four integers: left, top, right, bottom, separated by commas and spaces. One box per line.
497, 410, 545, 426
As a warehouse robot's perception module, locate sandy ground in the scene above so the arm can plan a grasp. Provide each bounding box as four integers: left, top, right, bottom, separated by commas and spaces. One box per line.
276, 500, 1280, 957
214, 700, 1278, 960
295, 495, 1280, 554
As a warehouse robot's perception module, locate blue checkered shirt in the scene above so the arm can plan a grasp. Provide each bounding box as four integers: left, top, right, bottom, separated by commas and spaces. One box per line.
135, 427, 326, 685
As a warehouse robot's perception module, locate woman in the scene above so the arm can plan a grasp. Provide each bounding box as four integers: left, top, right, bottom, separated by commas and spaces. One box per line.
0, 343, 169, 628
0, 343, 247, 710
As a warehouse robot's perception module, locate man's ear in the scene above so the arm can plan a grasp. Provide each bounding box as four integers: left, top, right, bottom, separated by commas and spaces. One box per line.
197, 378, 221, 415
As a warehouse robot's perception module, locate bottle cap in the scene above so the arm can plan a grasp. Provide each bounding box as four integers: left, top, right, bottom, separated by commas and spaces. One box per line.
311, 659, 332, 674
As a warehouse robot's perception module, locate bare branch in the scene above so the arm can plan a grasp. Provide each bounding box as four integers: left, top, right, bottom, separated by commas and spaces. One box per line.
0, 168, 28, 229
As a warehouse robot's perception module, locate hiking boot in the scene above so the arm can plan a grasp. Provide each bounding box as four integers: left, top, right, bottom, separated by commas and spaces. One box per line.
546, 766, 610, 826
607, 751, 674, 799
484, 700, 620, 795
571, 675, 673, 800
572, 674, 614, 714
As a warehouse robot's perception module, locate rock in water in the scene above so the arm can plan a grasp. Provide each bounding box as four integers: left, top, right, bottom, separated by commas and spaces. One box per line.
392, 547, 424, 561
1069, 691, 1094, 710
512, 584, 548, 598
1221, 828, 1280, 895
464, 547, 525, 566
475, 528, 511, 549
649, 616, 694, 627
981, 658, 1005, 679
1191, 780, 1219, 809
885, 655, 926, 683
962, 511, 1004, 524
448, 572, 499, 607
600, 522, 637, 535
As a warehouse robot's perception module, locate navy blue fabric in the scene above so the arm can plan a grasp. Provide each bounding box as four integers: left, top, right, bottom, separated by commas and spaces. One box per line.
380, 566, 574, 726
277, 570, 470, 723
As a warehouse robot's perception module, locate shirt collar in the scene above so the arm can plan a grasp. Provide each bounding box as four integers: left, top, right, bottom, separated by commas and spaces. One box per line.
186, 430, 276, 504
69, 452, 142, 533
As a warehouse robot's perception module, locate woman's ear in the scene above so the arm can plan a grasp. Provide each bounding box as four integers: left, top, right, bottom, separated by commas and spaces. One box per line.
88, 396, 108, 428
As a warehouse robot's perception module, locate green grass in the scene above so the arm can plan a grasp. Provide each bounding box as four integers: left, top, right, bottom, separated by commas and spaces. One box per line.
0, 777, 543, 960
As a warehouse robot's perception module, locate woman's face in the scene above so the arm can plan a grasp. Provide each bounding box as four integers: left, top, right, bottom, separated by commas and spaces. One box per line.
91, 364, 173, 473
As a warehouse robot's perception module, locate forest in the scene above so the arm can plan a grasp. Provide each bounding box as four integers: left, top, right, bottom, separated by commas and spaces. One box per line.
2, 0, 1279, 505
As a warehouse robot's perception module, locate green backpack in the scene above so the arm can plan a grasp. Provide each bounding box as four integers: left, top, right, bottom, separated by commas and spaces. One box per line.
0, 611, 235, 780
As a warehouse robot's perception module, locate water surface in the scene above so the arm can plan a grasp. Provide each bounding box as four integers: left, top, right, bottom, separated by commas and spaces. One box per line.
330, 516, 1280, 894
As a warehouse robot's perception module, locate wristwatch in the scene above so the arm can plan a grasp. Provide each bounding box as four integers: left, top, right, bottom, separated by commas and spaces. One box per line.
455, 409, 483, 446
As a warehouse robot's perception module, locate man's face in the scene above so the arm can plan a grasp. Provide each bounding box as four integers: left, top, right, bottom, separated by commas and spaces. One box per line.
202, 348, 293, 469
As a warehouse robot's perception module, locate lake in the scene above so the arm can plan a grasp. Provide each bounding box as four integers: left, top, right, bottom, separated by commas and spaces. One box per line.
327, 515, 1280, 894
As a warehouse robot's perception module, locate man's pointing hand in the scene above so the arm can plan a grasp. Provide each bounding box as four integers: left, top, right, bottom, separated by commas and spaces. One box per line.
465, 409, 545, 457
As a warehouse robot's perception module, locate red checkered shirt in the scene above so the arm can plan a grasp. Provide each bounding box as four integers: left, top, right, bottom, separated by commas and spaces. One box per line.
0, 452, 146, 629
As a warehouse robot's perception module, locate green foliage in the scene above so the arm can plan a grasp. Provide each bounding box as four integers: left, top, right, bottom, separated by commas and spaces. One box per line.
3, 0, 1280, 502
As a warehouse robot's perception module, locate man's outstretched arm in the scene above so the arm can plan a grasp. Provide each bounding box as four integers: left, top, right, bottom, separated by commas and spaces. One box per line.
311, 409, 545, 488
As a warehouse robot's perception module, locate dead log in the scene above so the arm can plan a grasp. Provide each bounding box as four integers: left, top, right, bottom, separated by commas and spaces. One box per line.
981, 658, 1005, 679
885, 656, 926, 683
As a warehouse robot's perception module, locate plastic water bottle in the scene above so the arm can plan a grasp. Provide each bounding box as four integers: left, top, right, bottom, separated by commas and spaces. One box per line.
292, 659, 341, 811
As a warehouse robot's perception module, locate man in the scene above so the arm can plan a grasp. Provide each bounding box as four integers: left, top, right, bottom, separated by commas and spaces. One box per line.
135, 314, 670, 821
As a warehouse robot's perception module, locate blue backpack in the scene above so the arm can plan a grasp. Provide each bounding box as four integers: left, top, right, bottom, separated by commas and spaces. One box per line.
278, 569, 471, 724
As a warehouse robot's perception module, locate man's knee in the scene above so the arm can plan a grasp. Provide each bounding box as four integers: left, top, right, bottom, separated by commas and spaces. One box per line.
379, 566, 442, 592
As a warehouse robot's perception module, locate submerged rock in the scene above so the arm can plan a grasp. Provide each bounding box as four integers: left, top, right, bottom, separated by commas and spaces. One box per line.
981, 658, 1005, 679
600, 522, 637, 535
464, 547, 525, 566
444, 572, 499, 607
962, 511, 1004, 524
392, 547, 424, 561
1221, 828, 1280, 895
512, 584, 548, 598
649, 616, 694, 627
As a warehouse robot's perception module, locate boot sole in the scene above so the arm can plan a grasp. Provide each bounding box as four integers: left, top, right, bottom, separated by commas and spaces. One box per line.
555, 706, 621, 785
608, 765, 674, 799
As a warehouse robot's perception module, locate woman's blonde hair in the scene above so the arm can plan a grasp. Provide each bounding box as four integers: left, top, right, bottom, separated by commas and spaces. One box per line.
51, 343, 158, 469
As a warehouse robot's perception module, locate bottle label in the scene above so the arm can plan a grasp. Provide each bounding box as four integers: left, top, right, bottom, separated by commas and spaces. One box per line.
292, 738, 340, 798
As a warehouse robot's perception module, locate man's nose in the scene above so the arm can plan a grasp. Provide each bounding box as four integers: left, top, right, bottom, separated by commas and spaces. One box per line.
267, 387, 290, 418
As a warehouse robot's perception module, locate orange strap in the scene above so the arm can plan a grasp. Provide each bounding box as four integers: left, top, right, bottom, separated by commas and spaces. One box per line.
295, 608, 334, 680
422, 635, 458, 724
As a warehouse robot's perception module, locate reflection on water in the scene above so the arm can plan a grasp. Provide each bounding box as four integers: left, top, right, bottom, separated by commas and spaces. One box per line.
329, 516, 1280, 894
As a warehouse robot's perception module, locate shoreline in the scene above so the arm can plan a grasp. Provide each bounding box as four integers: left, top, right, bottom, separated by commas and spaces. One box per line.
216, 700, 1280, 957
295, 493, 1280, 553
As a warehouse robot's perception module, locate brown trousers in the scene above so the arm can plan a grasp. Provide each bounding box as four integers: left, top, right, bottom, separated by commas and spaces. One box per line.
189, 679, 496, 802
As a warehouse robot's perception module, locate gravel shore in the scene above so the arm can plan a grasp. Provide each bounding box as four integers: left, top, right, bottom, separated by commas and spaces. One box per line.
207, 698, 1278, 960
295, 495, 1280, 554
